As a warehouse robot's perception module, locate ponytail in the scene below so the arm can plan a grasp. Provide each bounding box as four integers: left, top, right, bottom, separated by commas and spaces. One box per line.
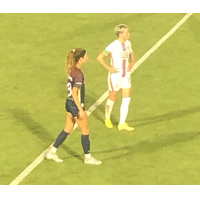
65, 48, 86, 75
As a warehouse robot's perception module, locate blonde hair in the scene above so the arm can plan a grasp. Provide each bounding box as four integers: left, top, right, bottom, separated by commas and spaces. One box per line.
65, 48, 85, 75
114, 24, 128, 36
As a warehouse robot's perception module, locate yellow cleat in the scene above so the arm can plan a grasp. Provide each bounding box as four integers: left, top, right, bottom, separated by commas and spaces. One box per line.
105, 119, 113, 128
118, 123, 134, 131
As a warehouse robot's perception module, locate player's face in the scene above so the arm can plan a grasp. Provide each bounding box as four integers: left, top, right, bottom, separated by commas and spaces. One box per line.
120, 28, 130, 40
82, 52, 89, 64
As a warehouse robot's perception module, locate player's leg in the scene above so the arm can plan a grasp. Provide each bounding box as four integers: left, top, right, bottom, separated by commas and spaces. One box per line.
75, 115, 102, 165
47, 112, 75, 162
53, 112, 75, 150
118, 75, 134, 131
105, 73, 120, 128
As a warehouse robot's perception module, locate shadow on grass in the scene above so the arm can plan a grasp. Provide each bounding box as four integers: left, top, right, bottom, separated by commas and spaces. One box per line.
93, 131, 200, 161
85, 91, 120, 125
9, 107, 200, 163
85, 92, 106, 124
9, 108, 82, 162
127, 105, 200, 127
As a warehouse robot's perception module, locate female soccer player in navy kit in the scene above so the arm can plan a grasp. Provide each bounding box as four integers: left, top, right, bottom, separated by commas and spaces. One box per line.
47, 48, 102, 165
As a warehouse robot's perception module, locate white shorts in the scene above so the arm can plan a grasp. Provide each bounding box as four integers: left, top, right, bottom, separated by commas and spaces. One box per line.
108, 72, 131, 91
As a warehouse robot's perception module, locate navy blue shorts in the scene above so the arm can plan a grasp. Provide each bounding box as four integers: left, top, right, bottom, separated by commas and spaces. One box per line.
65, 98, 85, 118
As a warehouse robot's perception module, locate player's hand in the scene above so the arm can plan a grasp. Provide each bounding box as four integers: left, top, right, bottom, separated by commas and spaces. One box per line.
127, 63, 134, 72
108, 66, 119, 73
127, 67, 132, 72
79, 110, 86, 119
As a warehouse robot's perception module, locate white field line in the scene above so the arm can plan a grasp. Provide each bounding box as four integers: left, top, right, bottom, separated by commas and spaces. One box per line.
9, 13, 193, 185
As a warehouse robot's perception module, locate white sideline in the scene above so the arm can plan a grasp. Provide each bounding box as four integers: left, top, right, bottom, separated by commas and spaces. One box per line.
9, 13, 193, 185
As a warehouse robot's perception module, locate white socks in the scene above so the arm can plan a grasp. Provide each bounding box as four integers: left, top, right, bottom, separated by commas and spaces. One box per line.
50, 146, 57, 153
85, 153, 91, 159
119, 97, 131, 125
105, 97, 131, 124
105, 99, 115, 119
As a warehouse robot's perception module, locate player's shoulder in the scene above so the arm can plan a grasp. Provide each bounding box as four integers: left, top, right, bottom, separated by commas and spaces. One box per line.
125, 40, 132, 45
108, 39, 118, 46
71, 67, 83, 78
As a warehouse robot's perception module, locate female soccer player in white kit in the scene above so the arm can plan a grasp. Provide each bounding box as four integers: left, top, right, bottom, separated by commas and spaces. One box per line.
97, 24, 135, 131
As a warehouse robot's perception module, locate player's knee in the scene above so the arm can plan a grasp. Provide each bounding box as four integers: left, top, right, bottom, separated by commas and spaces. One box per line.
122, 88, 131, 98
110, 96, 116, 102
109, 92, 117, 101
64, 128, 72, 134
69, 129, 73, 133
81, 127, 89, 134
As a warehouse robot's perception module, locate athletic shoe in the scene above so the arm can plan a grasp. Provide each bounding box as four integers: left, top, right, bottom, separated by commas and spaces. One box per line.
46, 152, 63, 163
118, 123, 134, 131
105, 119, 113, 128
84, 157, 102, 165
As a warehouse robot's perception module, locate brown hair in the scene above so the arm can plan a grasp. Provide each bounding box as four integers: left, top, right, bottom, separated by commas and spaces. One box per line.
65, 48, 86, 75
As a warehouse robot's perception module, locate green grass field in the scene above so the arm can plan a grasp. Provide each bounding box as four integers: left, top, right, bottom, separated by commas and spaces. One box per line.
1, 13, 200, 185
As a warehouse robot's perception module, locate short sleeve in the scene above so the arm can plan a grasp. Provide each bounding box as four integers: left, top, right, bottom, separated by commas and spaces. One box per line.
129, 41, 133, 54
73, 71, 83, 88
103, 41, 116, 56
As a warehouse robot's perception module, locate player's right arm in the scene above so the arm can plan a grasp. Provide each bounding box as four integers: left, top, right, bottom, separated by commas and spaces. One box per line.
97, 43, 119, 73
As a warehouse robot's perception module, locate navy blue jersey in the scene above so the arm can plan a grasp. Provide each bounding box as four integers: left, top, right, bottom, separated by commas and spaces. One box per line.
66, 67, 85, 108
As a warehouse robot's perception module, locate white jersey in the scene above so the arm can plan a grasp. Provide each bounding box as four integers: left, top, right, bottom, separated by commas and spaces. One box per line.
103, 39, 133, 77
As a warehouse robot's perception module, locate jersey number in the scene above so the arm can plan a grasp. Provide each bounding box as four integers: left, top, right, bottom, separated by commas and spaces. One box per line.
67, 83, 72, 97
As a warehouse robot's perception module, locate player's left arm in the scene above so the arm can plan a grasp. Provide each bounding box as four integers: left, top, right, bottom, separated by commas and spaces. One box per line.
127, 41, 135, 72
127, 52, 135, 72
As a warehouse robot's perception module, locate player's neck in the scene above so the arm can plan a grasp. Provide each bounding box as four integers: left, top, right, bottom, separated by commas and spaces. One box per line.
117, 38, 125, 43
76, 63, 82, 69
